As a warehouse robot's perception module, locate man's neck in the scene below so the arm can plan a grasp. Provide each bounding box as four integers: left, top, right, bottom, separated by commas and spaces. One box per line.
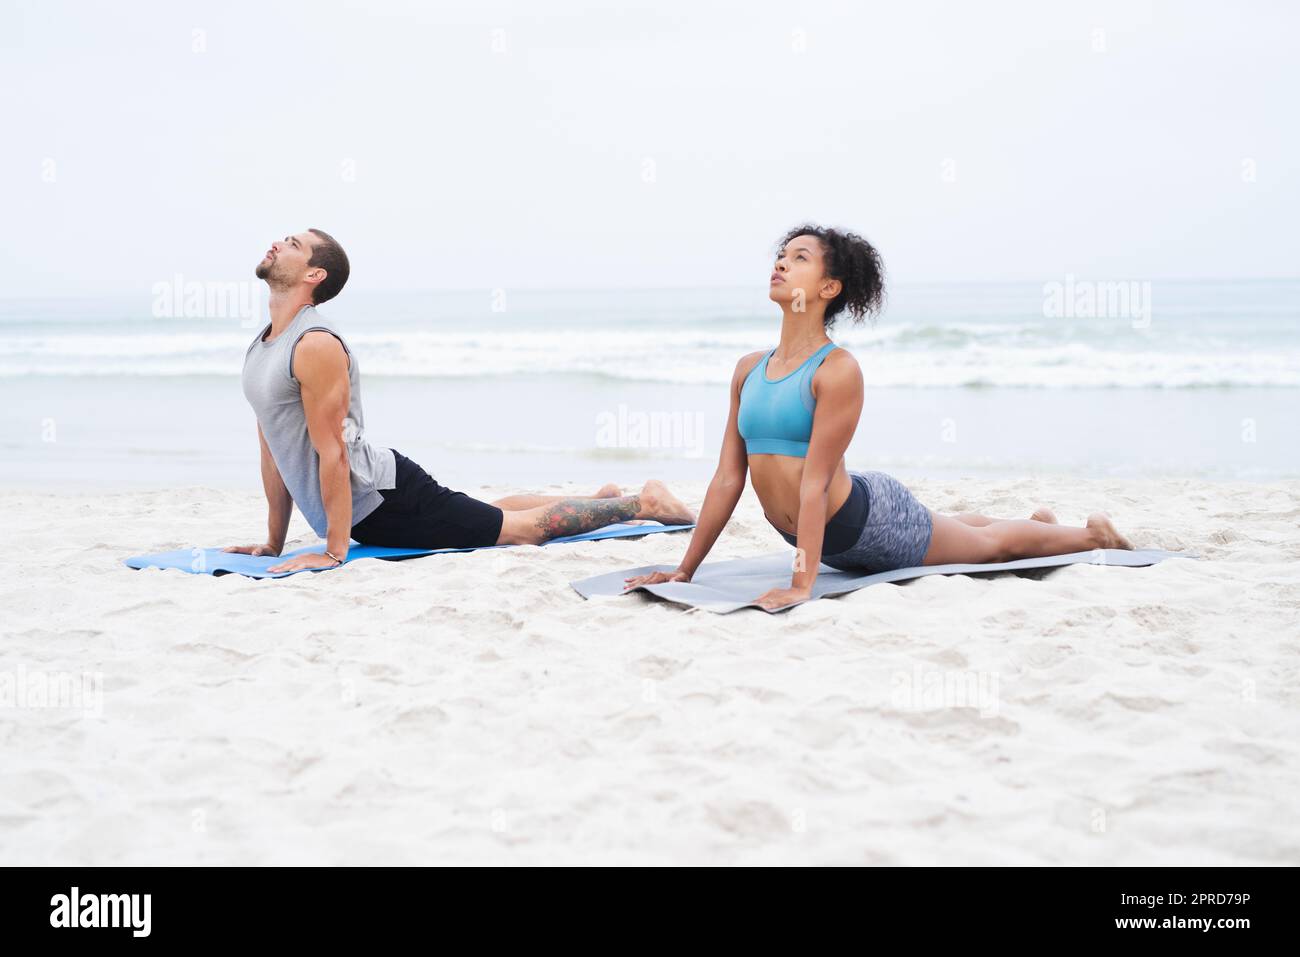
265, 289, 315, 339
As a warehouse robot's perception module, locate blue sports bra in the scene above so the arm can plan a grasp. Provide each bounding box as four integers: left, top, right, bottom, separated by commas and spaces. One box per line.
737, 342, 840, 457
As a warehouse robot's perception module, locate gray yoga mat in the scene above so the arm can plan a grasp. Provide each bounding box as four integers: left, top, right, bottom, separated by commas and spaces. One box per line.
571, 548, 1199, 614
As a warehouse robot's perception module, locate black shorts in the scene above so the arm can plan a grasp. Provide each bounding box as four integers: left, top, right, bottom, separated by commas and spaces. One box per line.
775, 470, 870, 555
350, 449, 504, 550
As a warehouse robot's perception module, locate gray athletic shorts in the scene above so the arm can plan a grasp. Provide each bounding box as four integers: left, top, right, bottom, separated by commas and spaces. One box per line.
819, 470, 934, 573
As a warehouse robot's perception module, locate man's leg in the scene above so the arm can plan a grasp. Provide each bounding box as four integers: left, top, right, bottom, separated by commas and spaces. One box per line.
492, 483, 621, 511
496, 480, 695, 545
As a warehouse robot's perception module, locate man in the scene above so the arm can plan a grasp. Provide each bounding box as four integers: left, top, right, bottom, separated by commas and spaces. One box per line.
226, 229, 695, 573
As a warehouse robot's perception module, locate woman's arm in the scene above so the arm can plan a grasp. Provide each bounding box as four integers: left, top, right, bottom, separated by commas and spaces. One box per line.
625, 352, 761, 588
754, 352, 863, 609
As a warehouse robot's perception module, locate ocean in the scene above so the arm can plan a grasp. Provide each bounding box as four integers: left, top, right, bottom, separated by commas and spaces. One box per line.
1, 280, 1296, 491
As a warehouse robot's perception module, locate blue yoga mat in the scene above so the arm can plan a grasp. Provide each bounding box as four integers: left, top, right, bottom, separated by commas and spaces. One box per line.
125, 522, 693, 579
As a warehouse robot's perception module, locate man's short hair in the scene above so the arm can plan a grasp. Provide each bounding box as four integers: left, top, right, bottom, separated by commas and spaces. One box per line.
307, 228, 350, 304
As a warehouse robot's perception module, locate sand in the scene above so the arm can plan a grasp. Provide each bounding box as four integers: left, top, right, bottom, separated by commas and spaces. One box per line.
2, 476, 1298, 865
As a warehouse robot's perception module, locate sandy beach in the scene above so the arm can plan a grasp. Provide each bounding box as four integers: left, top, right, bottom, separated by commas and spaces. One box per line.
2, 475, 1297, 866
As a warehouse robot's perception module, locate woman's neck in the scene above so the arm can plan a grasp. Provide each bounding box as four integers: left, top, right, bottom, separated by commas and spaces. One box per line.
774, 306, 830, 358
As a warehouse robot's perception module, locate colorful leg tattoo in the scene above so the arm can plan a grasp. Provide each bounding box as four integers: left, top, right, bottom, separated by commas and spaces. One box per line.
534, 495, 641, 539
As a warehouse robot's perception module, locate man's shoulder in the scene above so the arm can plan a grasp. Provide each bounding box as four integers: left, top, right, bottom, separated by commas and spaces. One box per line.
294, 328, 348, 363
295, 303, 345, 343
291, 314, 350, 384
299, 303, 342, 329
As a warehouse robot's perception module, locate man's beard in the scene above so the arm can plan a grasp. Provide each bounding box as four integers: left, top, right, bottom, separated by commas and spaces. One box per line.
255, 260, 291, 290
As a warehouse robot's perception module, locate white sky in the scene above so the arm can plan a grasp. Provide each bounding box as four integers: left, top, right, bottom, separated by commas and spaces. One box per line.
1, 0, 1295, 295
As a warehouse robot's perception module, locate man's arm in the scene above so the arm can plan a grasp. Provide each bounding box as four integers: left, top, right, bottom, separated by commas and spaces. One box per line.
222, 422, 293, 557
294, 331, 354, 561
259, 422, 293, 554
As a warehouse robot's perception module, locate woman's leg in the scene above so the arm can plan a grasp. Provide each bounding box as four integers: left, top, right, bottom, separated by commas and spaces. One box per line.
496, 480, 695, 545
953, 507, 1058, 527
491, 483, 621, 511
922, 510, 1132, 566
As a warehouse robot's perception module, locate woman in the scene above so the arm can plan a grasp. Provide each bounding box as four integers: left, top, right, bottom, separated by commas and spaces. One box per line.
624, 224, 1134, 610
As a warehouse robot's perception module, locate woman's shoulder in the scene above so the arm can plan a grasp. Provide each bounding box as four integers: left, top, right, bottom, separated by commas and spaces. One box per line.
814, 344, 862, 388
734, 349, 769, 379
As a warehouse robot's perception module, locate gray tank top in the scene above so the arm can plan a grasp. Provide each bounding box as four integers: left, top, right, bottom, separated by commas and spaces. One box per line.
241, 304, 396, 539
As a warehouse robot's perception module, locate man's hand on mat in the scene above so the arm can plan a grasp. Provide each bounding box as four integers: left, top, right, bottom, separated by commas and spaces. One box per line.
623, 568, 691, 590
266, 552, 344, 573
222, 543, 280, 557
753, 585, 813, 610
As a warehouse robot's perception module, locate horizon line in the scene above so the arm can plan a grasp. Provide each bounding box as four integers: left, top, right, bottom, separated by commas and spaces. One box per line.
1, 275, 1298, 303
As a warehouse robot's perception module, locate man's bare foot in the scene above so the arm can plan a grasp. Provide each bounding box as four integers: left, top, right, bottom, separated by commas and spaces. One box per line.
1086, 512, 1134, 550
1030, 507, 1058, 524
638, 479, 697, 526
594, 483, 621, 498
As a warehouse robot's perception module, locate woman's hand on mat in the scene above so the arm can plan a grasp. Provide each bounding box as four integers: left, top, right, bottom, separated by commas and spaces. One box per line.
623, 568, 691, 590
753, 585, 813, 610
222, 543, 280, 557
265, 552, 344, 573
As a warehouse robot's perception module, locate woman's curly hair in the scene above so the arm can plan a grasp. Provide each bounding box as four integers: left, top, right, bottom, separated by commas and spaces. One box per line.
775, 224, 886, 329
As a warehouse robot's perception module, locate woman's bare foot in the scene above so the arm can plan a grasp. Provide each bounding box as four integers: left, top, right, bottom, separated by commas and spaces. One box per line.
594, 483, 622, 498
1030, 507, 1058, 524
1086, 512, 1134, 550
638, 480, 697, 526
